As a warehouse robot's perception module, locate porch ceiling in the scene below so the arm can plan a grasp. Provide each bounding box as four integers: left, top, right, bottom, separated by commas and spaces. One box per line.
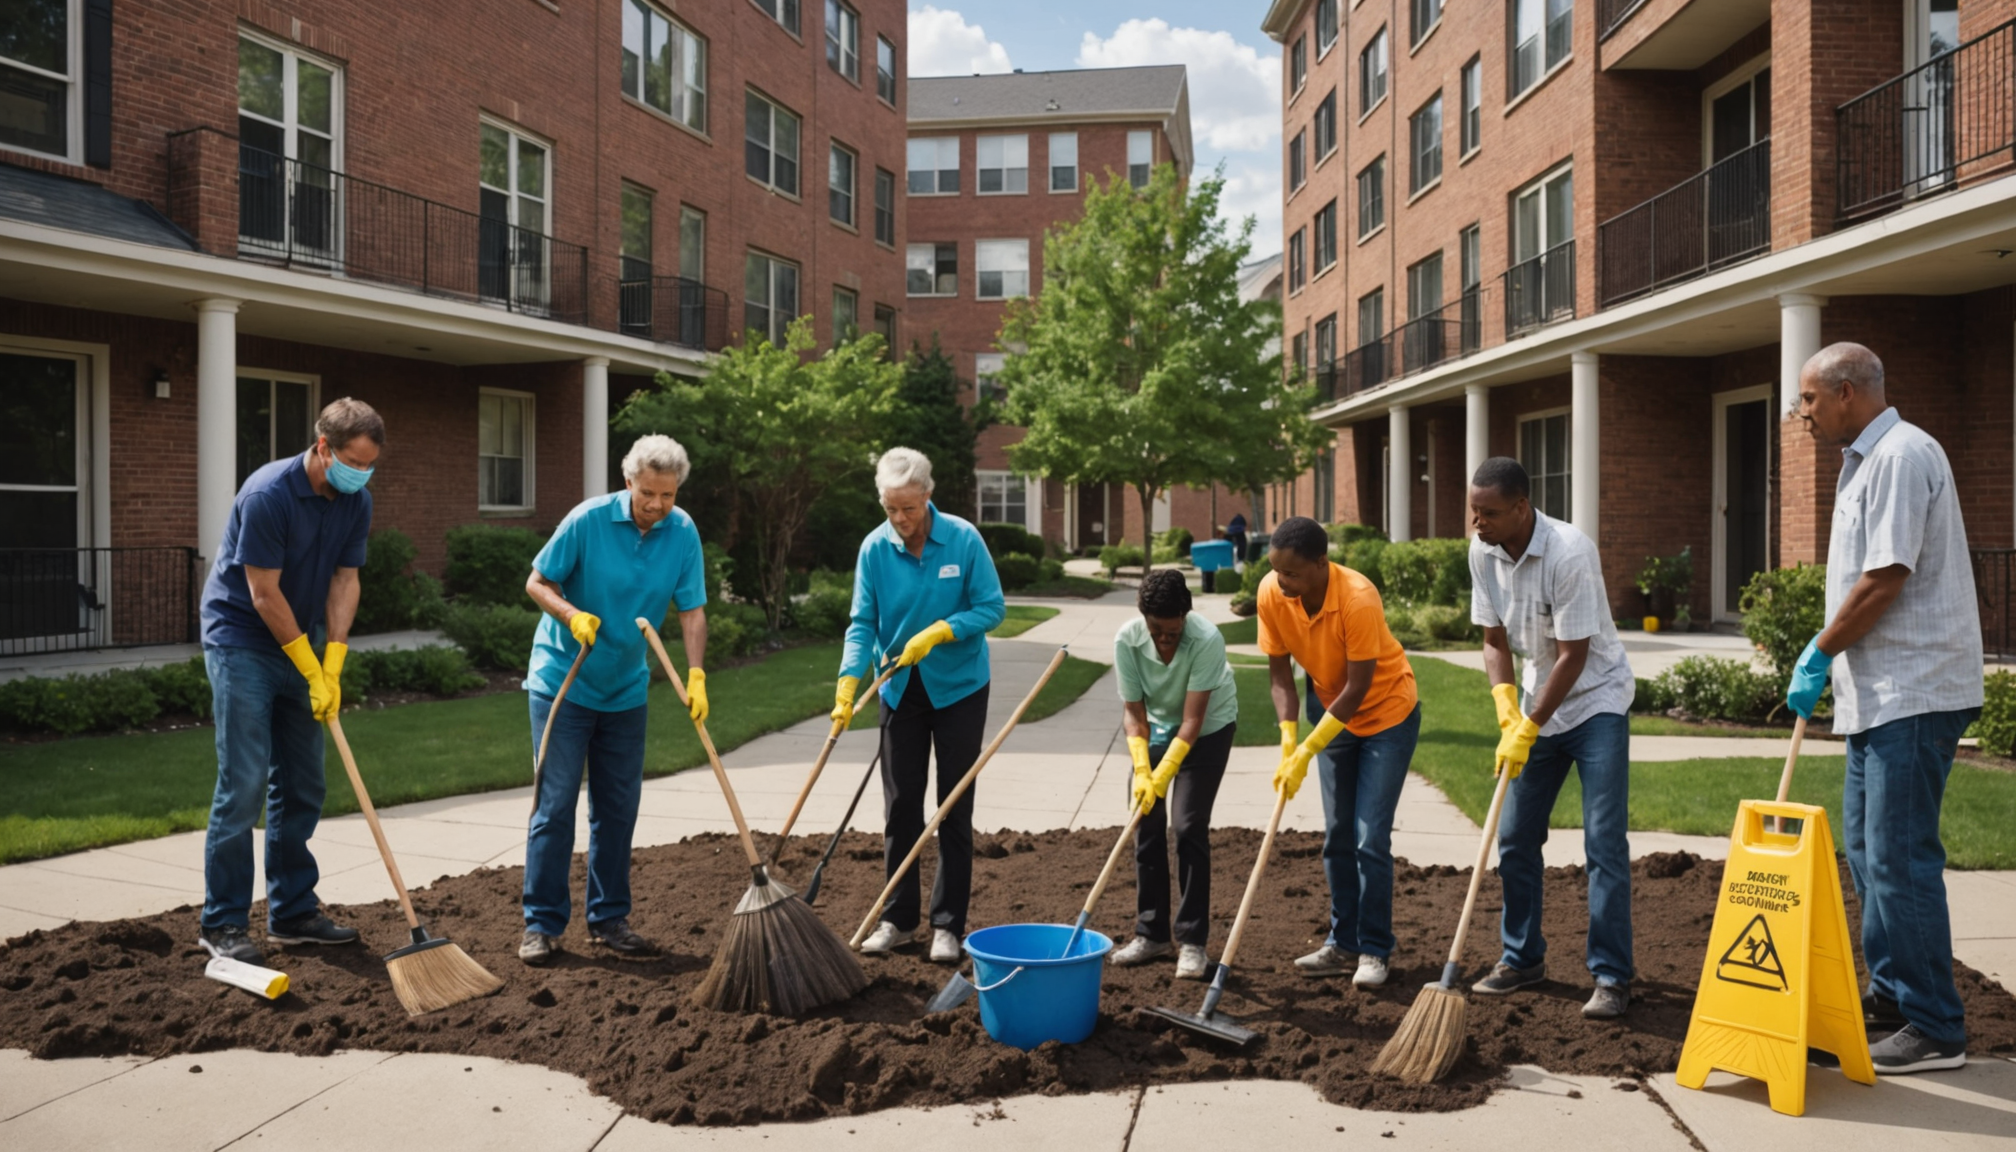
1602, 0, 1770, 70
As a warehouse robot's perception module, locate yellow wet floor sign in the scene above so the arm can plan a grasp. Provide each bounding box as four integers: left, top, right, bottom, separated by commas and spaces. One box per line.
1675, 800, 1873, 1116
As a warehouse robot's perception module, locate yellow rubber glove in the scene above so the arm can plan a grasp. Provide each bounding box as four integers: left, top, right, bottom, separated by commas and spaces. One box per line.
1279, 720, 1300, 760
320, 641, 348, 722
898, 620, 956, 667
831, 675, 861, 735
280, 635, 334, 722
686, 667, 708, 723
1274, 712, 1346, 800
1496, 716, 1541, 779
1128, 736, 1154, 812
1491, 683, 1520, 733
1149, 737, 1191, 799
567, 611, 600, 647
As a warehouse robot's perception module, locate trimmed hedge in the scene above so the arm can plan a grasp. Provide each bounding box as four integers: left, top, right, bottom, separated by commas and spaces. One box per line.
977, 522, 1046, 563
1651, 655, 1780, 722
1213, 567, 1241, 594
444, 524, 546, 608
996, 552, 1041, 591
355, 528, 448, 634
1378, 538, 1471, 606
1099, 542, 1145, 574
441, 602, 542, 672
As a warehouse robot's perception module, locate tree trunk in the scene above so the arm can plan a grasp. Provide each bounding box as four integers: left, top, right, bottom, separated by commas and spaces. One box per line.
1139, 485, 1157, 575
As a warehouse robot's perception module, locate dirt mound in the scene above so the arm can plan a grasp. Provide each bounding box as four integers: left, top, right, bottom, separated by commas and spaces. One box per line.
3, 829, 2012, 1126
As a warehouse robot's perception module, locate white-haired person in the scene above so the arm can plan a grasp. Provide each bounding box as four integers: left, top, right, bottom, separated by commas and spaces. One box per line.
838, 447, 1005, 961
517, 435, 709, 966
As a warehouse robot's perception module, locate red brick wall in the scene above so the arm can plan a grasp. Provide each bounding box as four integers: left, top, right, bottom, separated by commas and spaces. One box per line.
1772, 0, 1904, 245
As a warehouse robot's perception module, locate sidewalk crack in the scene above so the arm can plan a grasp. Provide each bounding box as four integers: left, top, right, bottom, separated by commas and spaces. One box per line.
1118, 1083, 1147, 1152
1067, 722, 1124, 829
1635, 1077, 1708, 1152
586, 1109, 626, 1150
212, 1050, 400, 1150
1, 1055, 159, 1123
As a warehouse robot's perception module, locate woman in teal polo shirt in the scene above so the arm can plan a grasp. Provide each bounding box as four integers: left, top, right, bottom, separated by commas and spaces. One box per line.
1110, 569, 1239, 980
835, 447, 1005, 962
517, 435, 708, 966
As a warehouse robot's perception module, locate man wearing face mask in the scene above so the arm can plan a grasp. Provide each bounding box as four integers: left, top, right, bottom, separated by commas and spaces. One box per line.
197, 397, 383, 965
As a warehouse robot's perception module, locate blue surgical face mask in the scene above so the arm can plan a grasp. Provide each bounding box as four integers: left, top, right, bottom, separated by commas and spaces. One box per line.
322, 444, 375, 494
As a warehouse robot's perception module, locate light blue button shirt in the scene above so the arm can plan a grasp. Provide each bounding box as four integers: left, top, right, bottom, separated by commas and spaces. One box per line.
841, 504, 1006, 709
1113, 612, 1239, 745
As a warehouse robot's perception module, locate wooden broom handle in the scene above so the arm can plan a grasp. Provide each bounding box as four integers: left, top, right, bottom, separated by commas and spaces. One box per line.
1445, 761, 1515, 968
850, 646, 1069, 947
638, 618, 763, 869
326, 714, 422, 930
771, 659, 901, 857
530, 640, 589, 817
1083, 801, 1150, 917
1219, 786, 1290, 971
1772, 715, 1807, 834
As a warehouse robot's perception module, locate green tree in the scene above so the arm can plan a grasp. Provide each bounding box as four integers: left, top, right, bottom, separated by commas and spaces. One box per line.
998, 165, 1330, 568
889, 340, 981, 521
616, 319, 901, 631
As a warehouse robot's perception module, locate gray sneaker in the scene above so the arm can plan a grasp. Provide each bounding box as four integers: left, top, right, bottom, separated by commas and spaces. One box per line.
1293, 944, 1357, 976
1111, 937, 1174, 967
519, 929, 559, 966
266, 913, 360, 946
200, 924, 264, 966
1870, 1024, 1967, 1074
1471, 961, 1547, 995
1583, 982, 1629, 1019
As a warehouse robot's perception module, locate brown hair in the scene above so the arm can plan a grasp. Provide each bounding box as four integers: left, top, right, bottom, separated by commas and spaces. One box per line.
316, 397, 385, 449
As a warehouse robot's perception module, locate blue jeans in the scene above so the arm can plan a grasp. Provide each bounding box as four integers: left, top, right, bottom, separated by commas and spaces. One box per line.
201, 645, 327, 930
1307, 688, 1420, 959
524, 691, 647, 936
1497, 710, 1633, 986
1843, 707, 1977, 1046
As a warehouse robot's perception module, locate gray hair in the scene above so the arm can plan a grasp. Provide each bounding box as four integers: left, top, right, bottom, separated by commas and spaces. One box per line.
1805, 342, 1886, 398
623, 434, 690, 483
316, 397, 384, 449
875, 447, 934, 496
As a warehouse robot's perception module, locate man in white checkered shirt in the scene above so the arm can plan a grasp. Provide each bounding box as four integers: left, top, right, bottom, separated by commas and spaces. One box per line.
1787, 342, 1983, 1075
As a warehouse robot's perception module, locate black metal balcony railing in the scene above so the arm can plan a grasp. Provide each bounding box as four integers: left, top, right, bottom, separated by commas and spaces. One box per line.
1503, 239, 1576, 337
0, 548, 200, 655
1392, 290, 1484, 376
1596, 0, 1648, 41
1974, 548, 2016, 659
617, 269, 730, 352
1838, 18, 2016, 221
1599, 138, 1772, 308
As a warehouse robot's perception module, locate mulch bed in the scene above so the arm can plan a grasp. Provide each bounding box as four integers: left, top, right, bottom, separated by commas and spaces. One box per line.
3, 828, 2012, 1127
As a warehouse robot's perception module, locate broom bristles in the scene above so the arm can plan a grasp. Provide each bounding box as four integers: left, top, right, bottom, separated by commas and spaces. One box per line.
693, 886, 869, 1016
1370, 984, 1468, 1083
386, 940, 505, 1017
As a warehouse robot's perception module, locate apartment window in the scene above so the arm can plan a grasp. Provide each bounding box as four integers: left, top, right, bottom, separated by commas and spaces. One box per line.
621, 184, 652, 273
744, 90, 800, 196
833, 286, 858, 340
1407, 253, 1443, 319
752, 0, 800, 37
1049, 131, 1078, 191
1519, 410, 1571, 520
239, 35, 342, 255
1290, 35, 1307, 93
1127, 130, 1152, 188
977, 469, 1028, 526
828, 141, 856, 225
1514, 165, 1573, 262
679, 205, 705, 281
1288, 130, 1306, 192
907, 242, 957, 296
1287, 228, 1306, 293
1410, 93, 1443, 194
976, 239, 1029, 299
1460, 56, 1482, 155
1708, 65, 1771, 162
824, 0, 858, 81
1360, 28, 1388, 115
1358, 288, 1385, 347
1412, 0, 1443, 44
235, 374, 316, 487
621, 0, 707, 132
874, 303, 897, 354
1315, 314, 1338, 367
907, 136, 959, 194
1314, 199, 1337, 270
875, 35, 898, 103
1460, 223, 1480, 293
873, 167, 896, 245
974, 352, 1007, 404
977, 134, 1028, 194
1357, 156, 1384, 237
478, 389, 534, 511
1316, 0, 1339, 54
1510, 0, 1572, 100
1314, 90, 1337, 159
744, 251, 799, 345
1, 0, 80, 161
1291, 332, 1308, 374
478, 122, 550, 306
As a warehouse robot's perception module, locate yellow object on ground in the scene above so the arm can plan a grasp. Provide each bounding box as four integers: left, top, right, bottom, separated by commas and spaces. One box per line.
204, 955, 290, 999
1643, 616, 1661, 633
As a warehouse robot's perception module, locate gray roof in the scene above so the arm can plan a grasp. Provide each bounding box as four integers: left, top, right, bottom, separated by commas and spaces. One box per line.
0, 162, 196, 250
909, 66, 1193, 176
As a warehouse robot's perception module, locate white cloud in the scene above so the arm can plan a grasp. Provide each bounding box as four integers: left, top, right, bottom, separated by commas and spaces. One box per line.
907, 6, 1013, 77
1075, 19, 1280, 154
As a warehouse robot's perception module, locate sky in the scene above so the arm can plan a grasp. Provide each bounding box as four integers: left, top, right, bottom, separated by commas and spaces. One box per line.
906, 3, 1284, 259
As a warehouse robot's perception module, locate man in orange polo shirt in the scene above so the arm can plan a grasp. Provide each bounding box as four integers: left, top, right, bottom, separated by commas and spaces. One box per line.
1259, 516, 1421, 989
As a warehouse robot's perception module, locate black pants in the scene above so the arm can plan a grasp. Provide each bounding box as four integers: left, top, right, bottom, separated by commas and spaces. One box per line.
1131, 723, 1236, 946
879, 673, 988, 935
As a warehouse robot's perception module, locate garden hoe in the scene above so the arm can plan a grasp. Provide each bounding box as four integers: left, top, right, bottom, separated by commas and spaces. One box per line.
528, 638, 590, 817
768, 655, 900, 868
801, 747, 885, 907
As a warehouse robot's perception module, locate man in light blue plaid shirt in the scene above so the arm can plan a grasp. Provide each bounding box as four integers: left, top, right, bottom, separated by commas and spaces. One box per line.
1788, 342, 1983, 1076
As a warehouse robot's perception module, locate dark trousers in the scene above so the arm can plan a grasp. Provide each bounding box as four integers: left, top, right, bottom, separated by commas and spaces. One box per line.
879, 673, 989, 935
1131, 723, 1237, 946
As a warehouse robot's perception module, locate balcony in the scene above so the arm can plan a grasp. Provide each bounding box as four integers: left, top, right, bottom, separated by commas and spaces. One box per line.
0, 548, 200, 655
1503, 240, 1575, 337
618, 263, 730, 352
1392, 291, 1484, 376
1598, 138, 1771, 308
1838, 18, 2016, 223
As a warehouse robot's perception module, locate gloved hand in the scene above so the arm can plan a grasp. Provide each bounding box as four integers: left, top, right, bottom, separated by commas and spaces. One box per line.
568, 611, 600, 648
1279, 720, 1300, 761
1496, 716, 1541, 778
320, 641, 348, 722
1149, 737, 1191, 799
686, 667, 708, 723
898, 620, 956, 667
1129, 736, 1154, 812
830, 675, 861, 735
1491, 683, 1520, 733
281, 635, 335, 722
1276, 714, 1345, 800
1786, 637, 1833, 719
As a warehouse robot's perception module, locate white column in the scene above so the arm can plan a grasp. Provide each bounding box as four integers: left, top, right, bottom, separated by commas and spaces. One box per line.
1464, 382, 1490, 494
581, 356, 610, 499
194, 298, 242, 561
1778, 293, 1827, 416
1571, 350, 1600, 543
1387, 405, 1412, 542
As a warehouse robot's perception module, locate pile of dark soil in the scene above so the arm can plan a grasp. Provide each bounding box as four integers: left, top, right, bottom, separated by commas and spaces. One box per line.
3, 829, 2012, 1126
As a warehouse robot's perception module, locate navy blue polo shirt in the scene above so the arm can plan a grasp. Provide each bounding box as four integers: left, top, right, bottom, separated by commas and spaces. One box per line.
200, 453, 373, 651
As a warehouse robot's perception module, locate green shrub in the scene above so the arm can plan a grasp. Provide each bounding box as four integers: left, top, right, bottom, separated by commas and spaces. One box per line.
1633, 676, 1677, 714
1241, 556, 1272, 596
1229, 590, 1257, 614
1653, 656, 1779, 722
996, 552, 1041, 591
1977, 670, 2016, 757
354, 529, 447, 633
1327, 522, 1387, 546
794, 586, 853, 639
1739, 563, 1828, 684
978, 522, 1046, 563
146, 657, 213, 718
0, 670, 161, 736
1338, 538, 1388, 590
444, 524, 547, 608
1038, 557, 1065, 583
1099, 542, 1145, 573
442, 602, 542, 672
699, 542, 736, 606
702, 601, 770, 663
1154, 527, 1194, 557
1213, 567, 1241, 594
1637, 546, 1695, 598
1376, 538, 1469, 605
1382, 603, 1479, 648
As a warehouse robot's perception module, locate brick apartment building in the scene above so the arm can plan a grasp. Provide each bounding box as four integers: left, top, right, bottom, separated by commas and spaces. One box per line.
0, 0, 907, 654
904, 65, 1261, 553
1261, 0, 2016, 632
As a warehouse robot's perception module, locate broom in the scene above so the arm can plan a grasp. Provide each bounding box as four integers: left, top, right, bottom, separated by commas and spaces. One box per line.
637, 618, 869, 1016
1370, 758, 1515, 1082
326, 714, 505, 1016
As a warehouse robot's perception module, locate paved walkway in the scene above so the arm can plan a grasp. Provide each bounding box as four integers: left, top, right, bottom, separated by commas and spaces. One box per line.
3, 596, 2013, 1149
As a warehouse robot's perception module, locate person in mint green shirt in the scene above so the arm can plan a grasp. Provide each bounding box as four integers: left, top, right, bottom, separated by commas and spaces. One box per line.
1109, 569, 1240, 980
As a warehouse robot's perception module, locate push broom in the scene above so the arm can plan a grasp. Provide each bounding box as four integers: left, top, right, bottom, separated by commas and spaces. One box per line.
638, 618, 869, 1016
326, 714, 505, 1016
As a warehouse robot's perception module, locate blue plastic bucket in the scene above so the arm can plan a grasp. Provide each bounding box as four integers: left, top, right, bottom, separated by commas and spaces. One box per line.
963, 923, 1114, 1050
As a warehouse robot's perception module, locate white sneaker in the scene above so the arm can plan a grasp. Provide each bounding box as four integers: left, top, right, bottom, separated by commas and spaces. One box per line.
1352, 953, 1390, 988
929, 928, 961, 963
860, 921, 904, 955
1111, 936, 1174, 967
1175, 944, 1210, 980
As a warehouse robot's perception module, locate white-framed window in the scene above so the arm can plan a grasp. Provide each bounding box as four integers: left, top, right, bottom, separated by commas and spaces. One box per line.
1460, 56, 1482, 155
234, 370, 318, 488
1316, 0, 1339, 54
1357, 287, 1385, 346
876, 36, 897, 104
977, 469, 1030, 529
1127, 130, 1153, 188
1407, 252, 1443, 319
874, 303, 897, 352
1704, 56, 1771, 164
1360, 28, 1389, 115
1510, 0, 1572, 100
478, 120, 552, 308
1518, 408, 1571, 521
832, 285, 858, 340
1412, 0, 1443, 45
1314, 89, 1337, 158
1289, 129, 1306, 191
873, 167, 896, 245
620, 183, 652, 273
1, 0, 80, 163
1287, 227, 1306, 292
478, 388, 535, 512
1514, 164, 1573, 261
1049, 132, 1078, 192
0, 345, 94, 564
744, 250, 800, 346
906, 242, 956, 296
679, 204, 705, 281
1460, 222, 1481, 293
976, 134, 1028, 194
621, 0, 707, 132
1410, 92, 1443, 194
1314, 313, 1337, 367
751, 0, 800, 37
907, 136, 959, 194
1290, 34, 1307, 93
1357, 155, 1384, 237
824, 0, 858, 81
744, 90, 800, 196
828, 140, 856, 226
238, 33, 343, 258
1314, 199, 1337, 269
976, 239, 1029, 299
974, 351, 1006, 403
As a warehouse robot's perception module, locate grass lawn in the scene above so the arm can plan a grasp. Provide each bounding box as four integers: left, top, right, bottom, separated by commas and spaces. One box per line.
1016, 575, 1117, 599
1219, 618, 1257, 645
990, 605, 1060, 637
